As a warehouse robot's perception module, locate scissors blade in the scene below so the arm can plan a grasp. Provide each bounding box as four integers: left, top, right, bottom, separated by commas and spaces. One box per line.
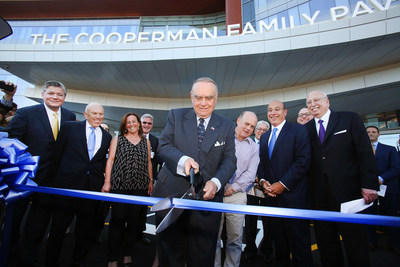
154, 187, 193, 233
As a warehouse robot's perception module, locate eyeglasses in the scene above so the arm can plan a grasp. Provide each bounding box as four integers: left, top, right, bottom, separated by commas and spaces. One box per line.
298, 113, 311, 118
142, 122, 153, 125
307, 97, 327, 106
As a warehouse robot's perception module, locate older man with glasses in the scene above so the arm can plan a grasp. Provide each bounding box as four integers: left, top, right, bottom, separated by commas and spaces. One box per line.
297, 107, 313, 125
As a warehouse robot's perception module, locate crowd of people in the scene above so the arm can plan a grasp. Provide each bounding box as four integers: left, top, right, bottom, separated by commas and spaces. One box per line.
0, 77, 399, 267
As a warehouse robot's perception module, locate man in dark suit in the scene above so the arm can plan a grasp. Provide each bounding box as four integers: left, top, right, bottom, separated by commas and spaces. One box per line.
305, 90, 379, 267
45, 102, 112, 267
366, 126, 400, 254
6, 80, 76, 266
152, 77, 236, 267
258, 100, 313, 266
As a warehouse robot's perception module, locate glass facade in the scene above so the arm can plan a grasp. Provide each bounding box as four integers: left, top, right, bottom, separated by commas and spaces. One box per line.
2, 12, 226, 45
245, 0, 399, 29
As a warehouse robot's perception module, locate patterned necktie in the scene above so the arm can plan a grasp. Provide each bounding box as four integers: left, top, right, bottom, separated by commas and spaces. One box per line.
372, 143, 376, 155
88, 127, 96, 160
318, 119, 325, 145
198, 118, 205, 149
268, 128, 277, 158
52, 113, 59, 140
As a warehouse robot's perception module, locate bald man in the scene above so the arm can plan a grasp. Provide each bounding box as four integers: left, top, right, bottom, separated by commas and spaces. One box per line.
46, 103, 112, 267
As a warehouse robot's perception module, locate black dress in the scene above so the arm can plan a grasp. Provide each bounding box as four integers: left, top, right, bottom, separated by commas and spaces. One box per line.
108, 135, 149, 261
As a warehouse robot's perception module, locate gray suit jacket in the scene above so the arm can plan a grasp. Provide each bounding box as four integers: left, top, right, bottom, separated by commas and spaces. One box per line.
152, 108, 236, 201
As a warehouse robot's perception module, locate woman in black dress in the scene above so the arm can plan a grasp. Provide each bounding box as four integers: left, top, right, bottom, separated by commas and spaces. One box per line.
102, 112, 153, 267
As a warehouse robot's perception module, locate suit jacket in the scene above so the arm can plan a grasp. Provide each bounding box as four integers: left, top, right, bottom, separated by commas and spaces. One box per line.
52, 120, 112, 191
375, 142, 400, 194
258, 122, 311, 208
6, 104, 76, 185
152, 108, 237, 202
148, 133, 162, 179
306, 111, 379, 206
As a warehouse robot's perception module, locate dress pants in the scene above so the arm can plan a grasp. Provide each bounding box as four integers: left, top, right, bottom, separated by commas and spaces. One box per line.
314, 181, 371, 267
46, 195, 99, 267
215, 192, 247, 267
17, 193, 54, 266
269, 198, 313, 267
244, 194, 274, 258
156, 209, 221, 267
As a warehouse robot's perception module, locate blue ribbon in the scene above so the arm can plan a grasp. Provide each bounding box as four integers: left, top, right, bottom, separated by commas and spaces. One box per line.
14, 184, 400, 228
0, 132, 40, 266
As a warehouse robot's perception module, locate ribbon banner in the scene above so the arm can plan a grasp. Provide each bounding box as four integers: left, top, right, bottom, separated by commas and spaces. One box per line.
14, 184, 400, 228
0, 132, 39, 266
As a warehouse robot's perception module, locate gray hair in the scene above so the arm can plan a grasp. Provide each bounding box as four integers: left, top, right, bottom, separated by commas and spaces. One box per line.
191, 77, 218, 96
256, 120, 270, 130
141, 113, 154, 121
41, 80, 67, 95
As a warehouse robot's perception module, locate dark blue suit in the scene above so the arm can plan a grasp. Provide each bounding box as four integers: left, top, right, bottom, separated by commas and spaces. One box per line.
6, 104, 76, 266
45, 120, 112, 266
368, 142, 400, 248
258, 121, 312, 266
152, 108, 236, 267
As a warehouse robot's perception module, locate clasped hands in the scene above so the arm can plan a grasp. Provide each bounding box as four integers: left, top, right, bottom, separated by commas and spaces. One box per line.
184, 158, 217, 200
260, 180, 285, 197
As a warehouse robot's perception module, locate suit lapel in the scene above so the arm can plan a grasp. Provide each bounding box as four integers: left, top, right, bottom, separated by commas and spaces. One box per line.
270, 122, 289, 158
79, 121, 91, 160
183, 110, 199, 160
324, 111, 338, 144
201, 113, 221, 153
35, 105, 54, 140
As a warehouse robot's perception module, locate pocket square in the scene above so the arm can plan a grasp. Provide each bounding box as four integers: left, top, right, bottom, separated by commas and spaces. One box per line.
214, 141, 225, 147
334, 129, 347, 135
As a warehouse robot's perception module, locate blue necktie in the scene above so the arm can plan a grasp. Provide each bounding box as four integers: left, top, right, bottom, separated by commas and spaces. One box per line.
318, 119, 325, 145
268, 128, 277, 158
88, 127, 96, 160
198, 118, 205, 149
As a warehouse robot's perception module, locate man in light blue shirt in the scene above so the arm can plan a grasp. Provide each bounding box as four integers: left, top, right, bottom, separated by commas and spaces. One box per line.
215, 111, 259, 267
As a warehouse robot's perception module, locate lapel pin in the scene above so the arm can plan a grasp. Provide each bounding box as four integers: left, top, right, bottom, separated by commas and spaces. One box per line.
211, 127, 215, 130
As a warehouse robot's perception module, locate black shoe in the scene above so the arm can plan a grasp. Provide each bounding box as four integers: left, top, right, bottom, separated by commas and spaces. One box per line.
141, 236, 151, 245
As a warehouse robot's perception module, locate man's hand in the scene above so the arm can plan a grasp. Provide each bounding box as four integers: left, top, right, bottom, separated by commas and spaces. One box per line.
224, 183, 236, 197
184, 158, 199, 176
203, 180, 217, 200
269, 182, 285, 195
260, 180, 276, 197
0, 81, 17, 101
362, 188, 378, 204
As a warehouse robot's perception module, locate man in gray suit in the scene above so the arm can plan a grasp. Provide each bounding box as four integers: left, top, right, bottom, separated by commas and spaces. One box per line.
152, 77, 237, 267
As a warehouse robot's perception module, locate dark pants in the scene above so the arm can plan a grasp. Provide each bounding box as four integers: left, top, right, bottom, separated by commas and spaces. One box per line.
17, 193, 54, 267
156, 209, 221, 267
269, 198, 313, 267
366, 193, 400, 248
108, 189, 147, 262
46, 195, 99, 267
244, 195, 274, 257
314, 182, 371, 267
